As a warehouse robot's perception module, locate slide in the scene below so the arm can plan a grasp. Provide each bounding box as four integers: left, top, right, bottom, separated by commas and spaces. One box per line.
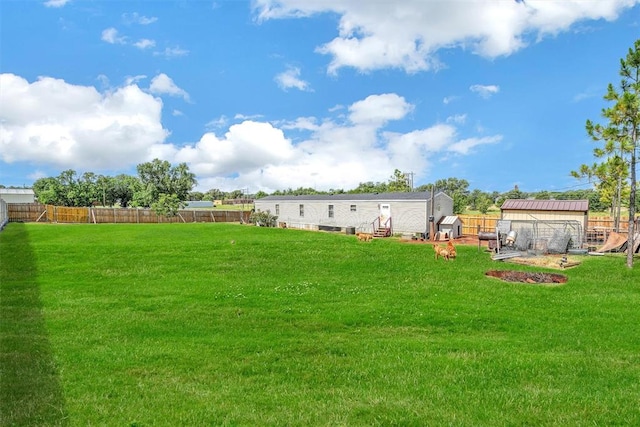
596, 231, 628, 253
631, 232, 640, 254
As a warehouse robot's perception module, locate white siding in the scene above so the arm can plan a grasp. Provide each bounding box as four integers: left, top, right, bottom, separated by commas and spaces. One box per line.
0, 193, 35, 204
255, 192, 454, 235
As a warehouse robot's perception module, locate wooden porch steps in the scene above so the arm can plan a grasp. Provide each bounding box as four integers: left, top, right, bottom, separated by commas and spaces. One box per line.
373, 227, 391, 238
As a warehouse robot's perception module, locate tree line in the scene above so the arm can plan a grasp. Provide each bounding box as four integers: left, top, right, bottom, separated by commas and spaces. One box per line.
29, 159, 197, 217
249, 174, 611, 215
1, 166, 623, 216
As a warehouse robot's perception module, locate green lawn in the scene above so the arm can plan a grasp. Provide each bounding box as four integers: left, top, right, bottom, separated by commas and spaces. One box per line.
1, 223, 639, 426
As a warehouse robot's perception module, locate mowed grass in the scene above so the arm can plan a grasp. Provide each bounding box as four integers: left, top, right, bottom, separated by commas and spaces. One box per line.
1, 223, 640, 426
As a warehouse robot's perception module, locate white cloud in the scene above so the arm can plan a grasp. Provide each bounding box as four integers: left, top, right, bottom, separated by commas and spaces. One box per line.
348, 93, 413, 125
206, 115, 228, 130
101, 27, 126, 44
280, 116, 319, 131
470, 84, 500, 99
134, 39, 156, 49
96, 74, 110, 88
43, 0, 71, 7
0, 73, 502, 193
448, 135, 502, 154
254, 0, 639, 74
443, 96, 459, 105
0, 73, 168, 170
123, 12, 158, 25
173, 94, 500, 192
153, 46, 189, 58
234, 113, 264, 120
175, 121, 297, 176
274, 66, 312, 91
446, 114, 467, 124
149, 73, 190, 102
125, 75, 147, 86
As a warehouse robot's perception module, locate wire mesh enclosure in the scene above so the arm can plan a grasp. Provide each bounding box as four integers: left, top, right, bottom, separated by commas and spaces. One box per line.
508, 219, 583, 254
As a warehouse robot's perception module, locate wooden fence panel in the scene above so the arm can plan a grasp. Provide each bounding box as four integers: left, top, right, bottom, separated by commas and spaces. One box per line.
7, 204, 251, 224
46, 205, 89, 223
7, 203, 47, 222
588, 216, 629, 231
6, 204, 632, 234
458, 214, 500, 235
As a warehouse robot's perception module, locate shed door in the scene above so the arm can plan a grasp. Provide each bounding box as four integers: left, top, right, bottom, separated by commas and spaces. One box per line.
379, 204, 391, 224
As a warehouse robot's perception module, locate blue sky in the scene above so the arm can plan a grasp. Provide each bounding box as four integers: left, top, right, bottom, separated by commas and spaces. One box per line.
1, 0, 639, 194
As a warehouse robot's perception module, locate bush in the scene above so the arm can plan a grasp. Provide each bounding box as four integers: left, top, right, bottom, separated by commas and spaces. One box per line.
249, 210, 278, 227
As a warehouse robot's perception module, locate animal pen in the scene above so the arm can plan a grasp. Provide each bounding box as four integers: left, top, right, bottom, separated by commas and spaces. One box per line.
480, 219, 584, 255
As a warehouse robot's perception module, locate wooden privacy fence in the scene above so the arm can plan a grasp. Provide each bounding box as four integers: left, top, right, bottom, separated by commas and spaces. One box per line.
588, 216, 632, 231
458, 214, 500, 235
457, 214, 632, 236
7, 204, 251, 224
6, 204, 633, 233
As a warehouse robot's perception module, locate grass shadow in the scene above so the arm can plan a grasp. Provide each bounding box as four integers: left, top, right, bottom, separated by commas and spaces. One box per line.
1, 223, 67, 426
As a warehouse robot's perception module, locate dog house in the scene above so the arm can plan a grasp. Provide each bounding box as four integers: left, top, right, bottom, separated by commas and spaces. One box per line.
437, 215, 463, 239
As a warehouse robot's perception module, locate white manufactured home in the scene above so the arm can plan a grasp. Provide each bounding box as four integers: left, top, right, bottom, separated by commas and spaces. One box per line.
254, 191, 453, 237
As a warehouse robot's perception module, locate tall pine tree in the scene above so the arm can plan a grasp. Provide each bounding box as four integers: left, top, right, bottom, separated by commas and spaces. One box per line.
584, 40, 640, 268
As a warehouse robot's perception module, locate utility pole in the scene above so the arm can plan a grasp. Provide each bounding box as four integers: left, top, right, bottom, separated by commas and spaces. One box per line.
241, 187, 249, 211
404, 172, 415, 191
430, 185, 435, 240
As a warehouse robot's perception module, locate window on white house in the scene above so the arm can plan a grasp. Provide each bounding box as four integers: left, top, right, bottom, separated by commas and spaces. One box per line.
275, 204, 280, 215
350, 205, 356, 212
299, 204, 304, 217
328, 205, 334, 218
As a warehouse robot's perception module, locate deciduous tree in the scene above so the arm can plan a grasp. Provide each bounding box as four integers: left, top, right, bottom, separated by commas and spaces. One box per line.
135, 159, 197, 215
434, 177, 470, 214
387, 169, 411, 192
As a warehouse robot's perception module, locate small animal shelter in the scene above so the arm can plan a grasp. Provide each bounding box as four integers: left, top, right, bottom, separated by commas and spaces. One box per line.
254, 191, 453, 237
437, 215, 463, 239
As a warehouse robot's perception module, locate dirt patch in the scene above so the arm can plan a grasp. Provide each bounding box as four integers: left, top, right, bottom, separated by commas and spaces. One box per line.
506, 255, 581, 270
486, 270, 568, 285
401, 235, 480, 245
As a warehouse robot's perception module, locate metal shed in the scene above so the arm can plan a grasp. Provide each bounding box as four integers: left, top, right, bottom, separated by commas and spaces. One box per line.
254, 191, 453, 237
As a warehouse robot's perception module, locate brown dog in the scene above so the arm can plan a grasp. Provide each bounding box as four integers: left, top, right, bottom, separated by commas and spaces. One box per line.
356, 232, 373, 242
434, 244, 451, 260
446, 240, 457, 259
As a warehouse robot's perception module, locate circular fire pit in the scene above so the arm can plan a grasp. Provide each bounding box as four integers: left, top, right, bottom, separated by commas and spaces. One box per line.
486, 270, 567, 285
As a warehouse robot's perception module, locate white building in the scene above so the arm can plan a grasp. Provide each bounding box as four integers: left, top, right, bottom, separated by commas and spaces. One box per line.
255, 191, 453, 237
0, 188, 36, 204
